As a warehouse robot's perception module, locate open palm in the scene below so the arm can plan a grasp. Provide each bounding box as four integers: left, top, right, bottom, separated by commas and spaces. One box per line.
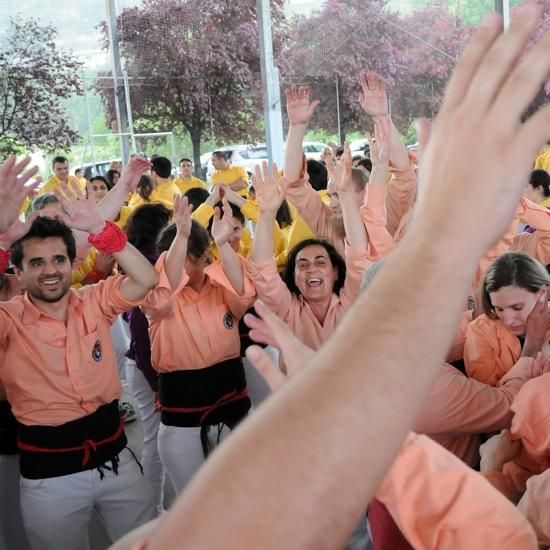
359, 72, 388, 118
211, 199, 235, 246
54, 180, 104, 233
285, 85, 320, 126
252, 161, 286, 214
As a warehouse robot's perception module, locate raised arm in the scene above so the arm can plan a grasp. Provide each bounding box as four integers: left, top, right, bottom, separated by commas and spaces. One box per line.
284, 85, 320, 182
332, 143, 367, 250
130, 10, 550, 549
211, 198, 246, 295
0, 156, 39, 233
250, 162, 286, 264
55, 180, 158, 301
164, 195, 193, 291
97, 156, 151, 222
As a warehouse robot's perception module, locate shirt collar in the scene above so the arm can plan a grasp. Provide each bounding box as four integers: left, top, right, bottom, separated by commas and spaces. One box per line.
21, 288, 84, 325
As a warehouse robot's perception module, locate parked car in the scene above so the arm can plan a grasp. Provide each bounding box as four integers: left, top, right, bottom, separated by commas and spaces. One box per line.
203, 144, 269, 182
81, 159, 121, 180
349, 139, 369, 155
302, 141, 326, 161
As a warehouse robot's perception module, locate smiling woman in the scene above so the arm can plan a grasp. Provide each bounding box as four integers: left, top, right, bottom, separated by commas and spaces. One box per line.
464, 252, 550, 386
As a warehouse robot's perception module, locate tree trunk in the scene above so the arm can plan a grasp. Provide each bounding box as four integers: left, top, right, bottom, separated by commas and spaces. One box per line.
189, 126, 203, 179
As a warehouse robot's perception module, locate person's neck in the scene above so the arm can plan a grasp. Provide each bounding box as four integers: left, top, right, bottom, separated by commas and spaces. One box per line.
28, 292, 71, 323
305, 294, 333, 325
188, 273, 207, 294
181, 174, 192, 181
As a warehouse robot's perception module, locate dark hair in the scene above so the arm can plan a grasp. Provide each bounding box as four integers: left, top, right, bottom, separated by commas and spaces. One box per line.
126, 203, 172, 255
207, 201, 245, 236
335, 147, 344, 158
52, 156, 68, 168
184, 187, 210, 211
481, 252, 550, 319
212, 150, 228, 161
276, 199, 293, 228
306, 159, 328, 191
351, 168, 368, 193
75, 168, 84, 175
137, 174, 154, 201
106, 169, 120, 189
179, 158, 193, 165
356, 158, 372, 173
32, 193, 60, 211
11, 217, 76, 269
529, 169, 550, 198
156, 220, 210, 260
151, 156, 172, 179
90, 175, 109, 187
282, 238, 346, 297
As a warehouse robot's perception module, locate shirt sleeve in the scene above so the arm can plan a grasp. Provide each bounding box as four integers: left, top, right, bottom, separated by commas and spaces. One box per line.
142, 252, 190, 319
247, 257, 293, 320
192, 203, 215, 228
517, 469, 550, 547
514, 197, 550, 265
85, 273, 147, 323
360, 185, 396, 261
339, 241, 370, 307
377, 433, 538, 550
385, 164, 416, 237
464, 320, 504, 386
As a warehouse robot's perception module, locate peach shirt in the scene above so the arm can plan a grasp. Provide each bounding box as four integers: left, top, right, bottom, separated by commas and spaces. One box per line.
0, 275, 139, 426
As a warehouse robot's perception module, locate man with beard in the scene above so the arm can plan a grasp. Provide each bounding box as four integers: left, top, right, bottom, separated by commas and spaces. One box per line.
0, 160, 158, 550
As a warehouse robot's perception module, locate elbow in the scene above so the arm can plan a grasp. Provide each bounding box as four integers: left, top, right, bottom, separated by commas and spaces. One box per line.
145, 269, 160, 291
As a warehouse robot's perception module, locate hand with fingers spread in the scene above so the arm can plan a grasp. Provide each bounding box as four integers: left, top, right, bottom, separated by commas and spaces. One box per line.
0, 211, 39, 248
244, 300, 314, 390
331, 142, 353, 195
359, 72, 389, 119
252, 161, 286, 215
412, 4, 550, 255
118, 156, 152, 192
173, 194, 193, 238
211, 198, 236, 247
53, 180, 105, 235
0, 156, 40, 233
285, 85, 320, 127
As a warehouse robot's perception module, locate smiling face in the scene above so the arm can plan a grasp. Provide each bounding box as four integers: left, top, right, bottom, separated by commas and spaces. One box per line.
489, 284, 544, 336
15, 237, 73, 304
53, 161, 69, 182
294, 244, 338, 302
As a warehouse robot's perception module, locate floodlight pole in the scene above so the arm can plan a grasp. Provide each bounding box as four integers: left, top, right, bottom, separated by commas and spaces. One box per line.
256, 0, 284, 168
106, 0, 130, 164
495, 0, 510, 29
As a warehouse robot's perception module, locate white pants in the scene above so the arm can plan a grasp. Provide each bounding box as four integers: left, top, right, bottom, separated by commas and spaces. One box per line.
111, 316, 130, 385
242, 345, 276, 408
19, 448, 155, 550
158, 423, 231, 493
126, 362, 166, 515
0, 454, 31, 550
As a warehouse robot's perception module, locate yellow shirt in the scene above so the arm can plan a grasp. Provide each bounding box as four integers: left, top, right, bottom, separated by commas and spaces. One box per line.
127, 180, 179, 210
71, 249, 96, 289
535, 147, 550, 173
211, 166, 249, 197
173, 176, 207, 194
40, 175, 84, 195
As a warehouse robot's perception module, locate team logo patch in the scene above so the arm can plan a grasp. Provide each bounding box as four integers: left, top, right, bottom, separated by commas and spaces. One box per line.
467, 296, 476, 311
92, 340, 102, 362
223, 312, 235, 330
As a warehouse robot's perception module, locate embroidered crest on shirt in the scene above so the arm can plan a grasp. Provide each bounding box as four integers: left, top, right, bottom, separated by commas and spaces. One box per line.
92, 340, 102, 362
223, 312, 234, 330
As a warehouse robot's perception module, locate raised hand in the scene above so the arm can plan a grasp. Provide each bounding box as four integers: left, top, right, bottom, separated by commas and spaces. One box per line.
173, 194, 193, 238
118, 156, 152, 192
211, 198, 235, 246
244, 299, 314, 383
252, 161, 286, 214
0, 156, 40, 233
0, 211, 39, 247
285, 85, 320, 126
53, 180, 104, 235
366, 117, 391, 167
331, 142, 353, 194
359, 72, 389, 118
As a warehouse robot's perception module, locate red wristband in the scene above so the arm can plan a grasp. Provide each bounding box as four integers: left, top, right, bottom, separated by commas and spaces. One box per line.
87, 221, 127, 254
0, 249, 11, 275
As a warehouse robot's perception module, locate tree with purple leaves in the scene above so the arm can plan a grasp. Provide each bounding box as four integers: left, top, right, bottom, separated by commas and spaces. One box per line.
0, 17, 83, 157
96, 0, 287, 170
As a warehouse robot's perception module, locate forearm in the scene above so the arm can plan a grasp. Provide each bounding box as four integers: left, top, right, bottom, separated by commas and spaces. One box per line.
113, 243, 159, 300
251, 212, 276, 264
146, 229, 480, 550
387, 118, 410, 171
339, 193, 367, 250
229, 180, 247, 192
284, 124, 307, 182
164, 232, 189, 291
217, 242, 245, 295
97, 184, 131, 222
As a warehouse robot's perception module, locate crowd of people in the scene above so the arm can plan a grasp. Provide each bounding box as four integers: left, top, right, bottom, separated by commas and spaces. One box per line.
1, 5, 550, 549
